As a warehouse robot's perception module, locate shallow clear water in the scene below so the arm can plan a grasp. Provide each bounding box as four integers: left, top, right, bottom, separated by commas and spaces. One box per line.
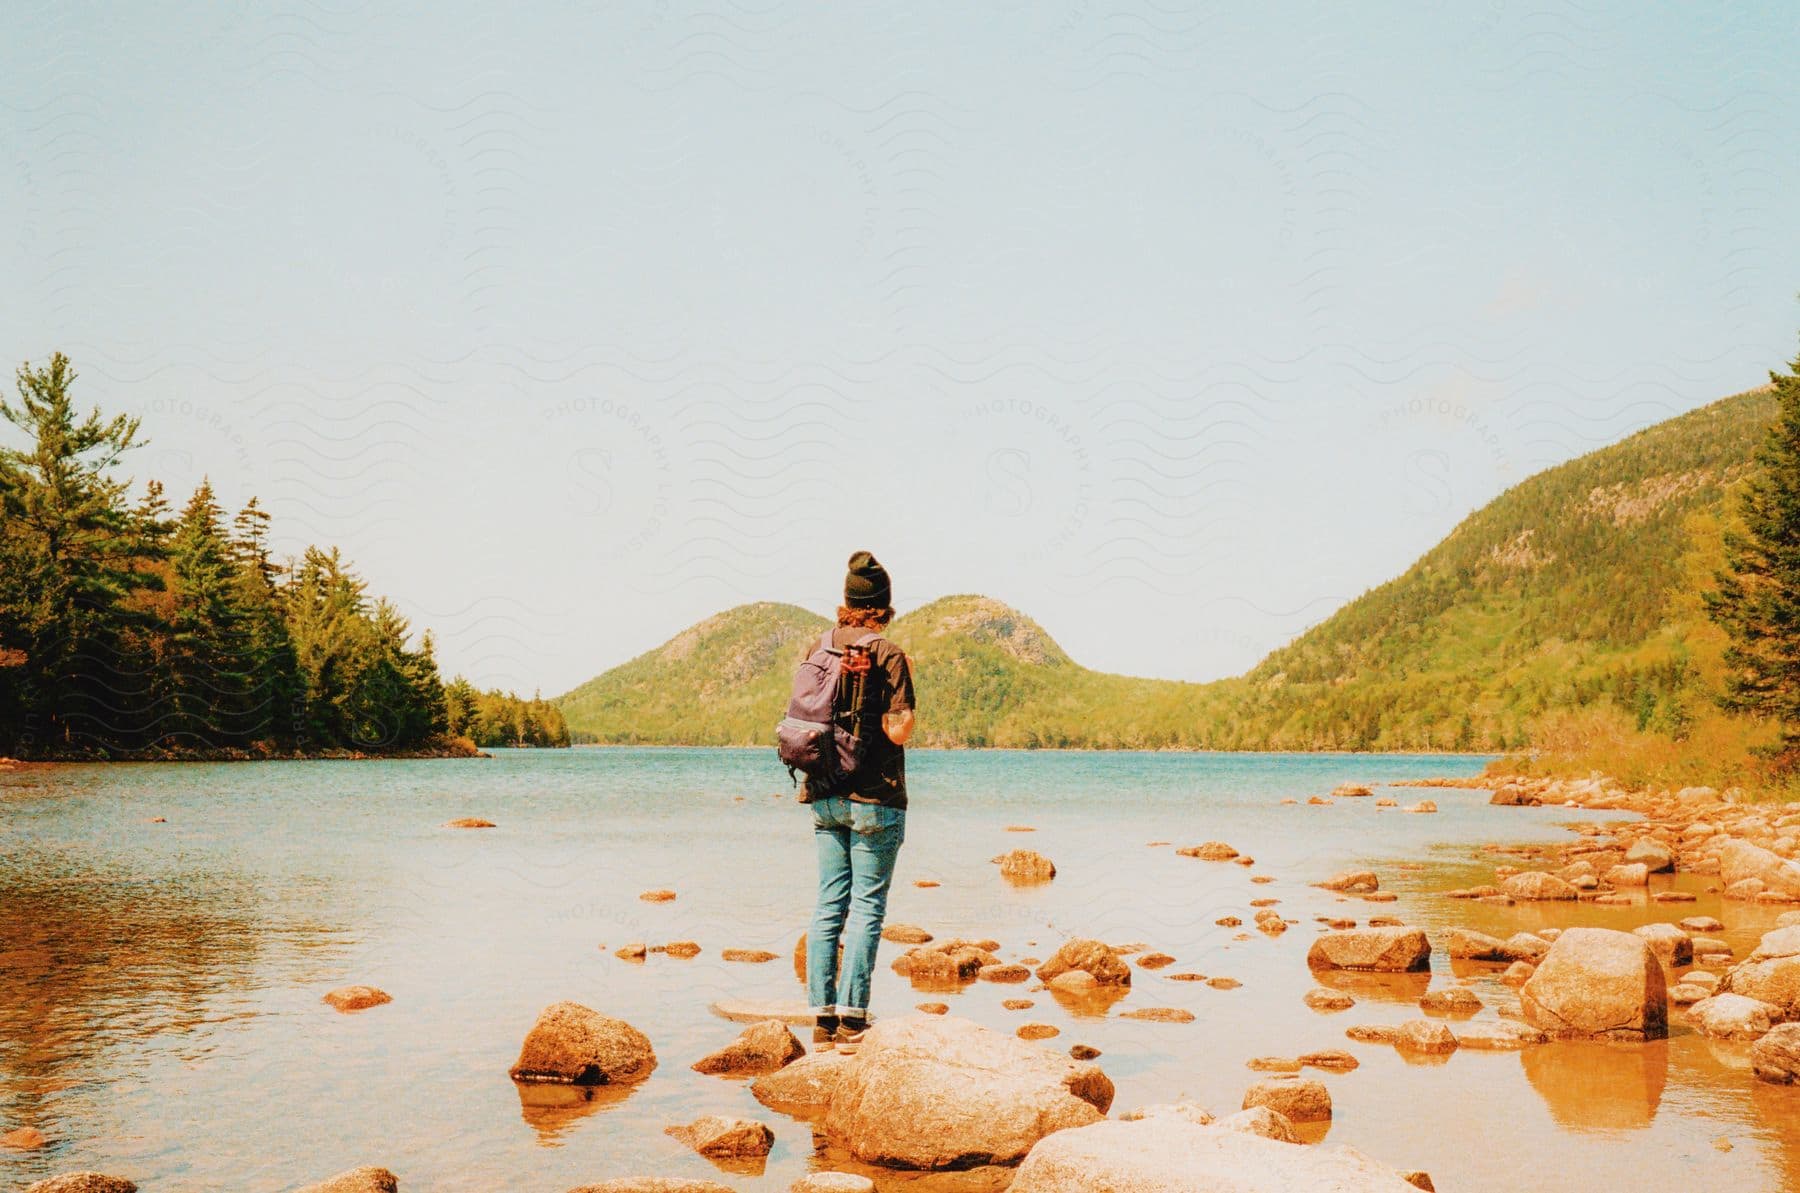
2, 749, 1797, 1191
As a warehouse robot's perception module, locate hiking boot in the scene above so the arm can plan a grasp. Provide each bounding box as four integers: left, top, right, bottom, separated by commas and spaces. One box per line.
834, 1017, 870, 1054
812, 1015, 840, 1052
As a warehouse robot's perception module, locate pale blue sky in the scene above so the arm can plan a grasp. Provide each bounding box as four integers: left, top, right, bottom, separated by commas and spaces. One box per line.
5, 3, 1798, 693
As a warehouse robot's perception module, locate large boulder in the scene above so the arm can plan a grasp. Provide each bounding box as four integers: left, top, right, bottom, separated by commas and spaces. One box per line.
822, 1015, 1114, 1169
1520, 928, 1668, 1040
1721, 839, 1800, 899
1687, 993, 1777, 1041
1035, 940, 1131, 986
1752, 1022, 1800, 1084
1306, 927, 1431, 973
692, 1020, 804, 1075
1009, 1117, 1421, 1192
1721, 925, 1800, 1019
509, 1002, 657, 1085
23, 1179, 138, 1193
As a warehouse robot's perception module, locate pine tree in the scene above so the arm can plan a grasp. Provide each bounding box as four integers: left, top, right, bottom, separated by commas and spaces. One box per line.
0, 354, 151, 751
1705, 348, 1800, 762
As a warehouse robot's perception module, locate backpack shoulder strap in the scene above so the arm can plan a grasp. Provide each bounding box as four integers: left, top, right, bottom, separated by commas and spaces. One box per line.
820, 628, 839, 654
850, 631, 882, 648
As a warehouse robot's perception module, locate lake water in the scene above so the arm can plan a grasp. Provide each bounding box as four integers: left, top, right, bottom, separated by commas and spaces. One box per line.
3, 748, 1798, 1191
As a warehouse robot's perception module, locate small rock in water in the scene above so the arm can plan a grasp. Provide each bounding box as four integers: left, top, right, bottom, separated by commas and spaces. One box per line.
692, 1020, 805, 1076
1242, 1077, 1331, 1122
1752, 1023, 1800, 1084
1216, 916, 1242, 927
2, 1126, 48, 1150
914, 879, 940, 888
1305, 988, 1355, 1012
323, 986, 392, 1013
657, 941, 701, 959
509, 1001, 656, 1085
1207, 977, 1242, 990
664, 1115, 775, 1160
23, 1177, 139, 1193
1136, 952, 1176, 969
1070, 1043, 1102, 1060
294, 1167, 398, 1193
1166, 972, 1208, 982
1003, 999, 1035, 1011
1036, 940, 1132, 986
614, 943, 648, 962
1006, 825, 1036, 832
999, 848, 1057, 883
979, 964, 1033, 983
1018, 1023, 1061, 1040
638, 889, 677, 903
791, 1175, 877, 1193
1247, 1056, 1302, 1073
1299, 1048, 1359, 1071
445, 817, 495, 829
1419, 988, 1482, 1017
916, 1002, 949, 1015
1119, 1007, 1195, 1023
881, 924, 933, 944
1397, 1019, 1458, 1055
721, 949, 778, 963
1177, 841, 1239, 861
1406, 801, 1438, 814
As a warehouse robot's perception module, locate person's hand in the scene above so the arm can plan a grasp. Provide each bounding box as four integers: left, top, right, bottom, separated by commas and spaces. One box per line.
882, 709, 915, 745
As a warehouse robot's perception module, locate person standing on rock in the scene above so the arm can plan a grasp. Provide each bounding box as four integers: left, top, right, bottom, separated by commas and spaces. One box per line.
800, 550, 915, 1050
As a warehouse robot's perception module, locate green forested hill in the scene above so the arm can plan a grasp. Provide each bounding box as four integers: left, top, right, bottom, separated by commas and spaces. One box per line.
556, 386, 1777, 751
1213, 386, 1777, 750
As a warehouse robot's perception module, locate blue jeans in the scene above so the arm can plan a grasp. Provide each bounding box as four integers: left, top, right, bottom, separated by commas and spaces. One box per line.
807, 796, 906, 1019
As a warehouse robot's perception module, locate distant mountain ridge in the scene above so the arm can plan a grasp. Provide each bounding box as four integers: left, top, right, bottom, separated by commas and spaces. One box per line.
555, 386, 1777, 751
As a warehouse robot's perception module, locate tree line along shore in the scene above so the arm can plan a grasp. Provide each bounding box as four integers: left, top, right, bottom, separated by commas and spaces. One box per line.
0, 353, 568, 760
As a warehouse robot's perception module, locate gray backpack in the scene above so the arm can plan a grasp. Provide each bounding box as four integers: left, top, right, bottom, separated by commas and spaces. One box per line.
776, 628, 879, 795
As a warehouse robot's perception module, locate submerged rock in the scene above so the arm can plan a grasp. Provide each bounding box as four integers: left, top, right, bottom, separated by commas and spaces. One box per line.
2, 1127, 48, 1149
509, 1002, 657, 1085
1009, 1117, 1420, 1192
1317, 870, 1380, 893
822, 1014, 1113, 1169
1396, 1019, 1457, 1055
789, 1176, 876, 1193
1520, 928, 1668, 1040
444, 817, 495, 829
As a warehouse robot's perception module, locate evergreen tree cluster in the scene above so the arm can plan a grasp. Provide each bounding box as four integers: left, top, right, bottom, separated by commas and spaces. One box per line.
443, 679, 571, 748
0, 353, 514, 759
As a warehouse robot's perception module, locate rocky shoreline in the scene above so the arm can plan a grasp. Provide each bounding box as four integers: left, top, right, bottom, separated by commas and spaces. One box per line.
17, 767, 1800, 1191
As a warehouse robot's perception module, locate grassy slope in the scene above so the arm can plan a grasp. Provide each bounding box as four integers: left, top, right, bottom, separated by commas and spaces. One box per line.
556, 387, 1777, 751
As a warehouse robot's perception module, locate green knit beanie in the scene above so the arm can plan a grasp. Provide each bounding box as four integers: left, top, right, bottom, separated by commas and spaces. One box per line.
844, 550, 892, 609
